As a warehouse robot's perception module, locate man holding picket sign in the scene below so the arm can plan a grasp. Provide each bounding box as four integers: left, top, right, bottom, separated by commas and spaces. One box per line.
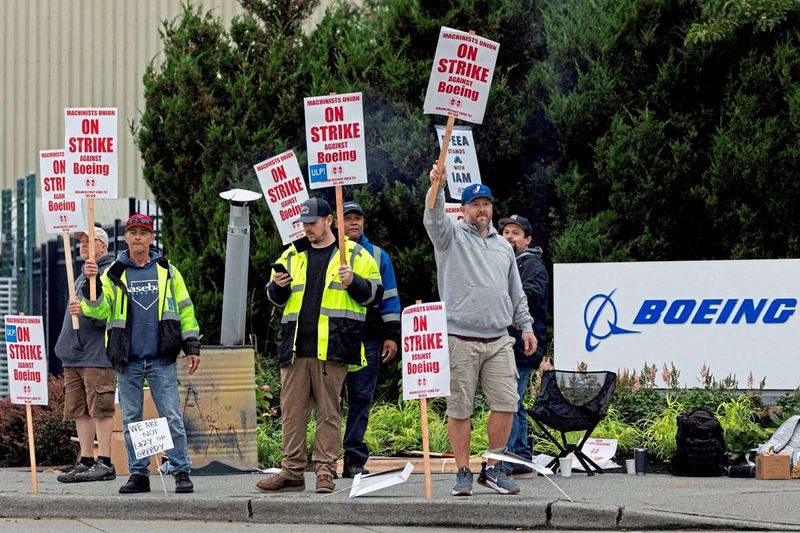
422, 27, 538, 496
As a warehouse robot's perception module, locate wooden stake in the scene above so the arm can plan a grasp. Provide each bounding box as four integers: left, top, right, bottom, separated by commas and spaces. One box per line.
62, 233, 80, 330
420, 396, 433, 501
427, 115, 456, 209
155, 453, 168, 496
86, 198, 97, 300
26, 404, 38, 494
335, 185, 347, 266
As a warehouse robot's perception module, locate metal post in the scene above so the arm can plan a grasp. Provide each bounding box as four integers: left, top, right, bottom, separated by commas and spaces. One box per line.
219, 189, 262, 346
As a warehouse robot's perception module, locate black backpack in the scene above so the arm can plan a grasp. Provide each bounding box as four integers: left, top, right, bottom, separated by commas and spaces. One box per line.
670, 407, 728, 476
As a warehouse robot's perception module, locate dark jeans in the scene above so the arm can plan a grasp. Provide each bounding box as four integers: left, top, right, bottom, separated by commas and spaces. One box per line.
342, 337, 382, 467
506, 365, 533, 460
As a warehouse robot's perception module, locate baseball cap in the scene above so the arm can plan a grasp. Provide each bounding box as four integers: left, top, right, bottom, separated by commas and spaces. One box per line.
126, 213, 154, 232
460, 183, 494, 205
498, 214, 533, 237
297, 197, 332, 223
343, 202, 364, 216
74, 226, 109, 246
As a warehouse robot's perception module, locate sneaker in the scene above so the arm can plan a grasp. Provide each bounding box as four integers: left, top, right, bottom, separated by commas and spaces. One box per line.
174, 471, 194, 493
119, 474, 151, 494
74, 460, 116, 482
315, 474, 335, 493
478, 462, 520, 495
342, 464, 370, 478
255, 474, 305, 493
509, 463, 535, 479
451, 466, 473, 496
57, 462, 91, 483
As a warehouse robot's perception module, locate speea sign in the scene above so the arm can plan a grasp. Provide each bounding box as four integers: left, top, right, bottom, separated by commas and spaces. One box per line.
555, 260, 800, 389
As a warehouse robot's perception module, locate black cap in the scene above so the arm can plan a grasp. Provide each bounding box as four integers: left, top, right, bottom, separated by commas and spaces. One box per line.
297, 197, 332, 223
499, 214, 533, 237
343, 202, 364, 216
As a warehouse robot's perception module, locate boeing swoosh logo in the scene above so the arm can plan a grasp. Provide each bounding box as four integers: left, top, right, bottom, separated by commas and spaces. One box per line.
584, 289, 639, 352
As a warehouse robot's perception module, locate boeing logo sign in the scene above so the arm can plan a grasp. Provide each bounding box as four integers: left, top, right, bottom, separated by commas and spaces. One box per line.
583, 289, 796, 352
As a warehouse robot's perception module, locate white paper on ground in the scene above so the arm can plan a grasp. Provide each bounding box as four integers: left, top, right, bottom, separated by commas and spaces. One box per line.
533, 453, 621, 471
349, 462, 414, 498
481, 450, 554, 476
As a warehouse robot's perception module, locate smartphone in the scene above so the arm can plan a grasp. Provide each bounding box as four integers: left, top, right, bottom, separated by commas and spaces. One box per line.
271, 262, 289, 275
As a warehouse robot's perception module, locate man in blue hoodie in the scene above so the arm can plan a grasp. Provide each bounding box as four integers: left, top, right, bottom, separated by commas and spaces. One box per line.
424, 166, 537, 497
55, 226, 116, 483
73, 213, 201, 495
340, 201, 402, 477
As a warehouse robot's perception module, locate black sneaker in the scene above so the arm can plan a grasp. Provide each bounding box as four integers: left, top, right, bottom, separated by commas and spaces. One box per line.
478, 461, 520, 495
74, 460, 116, 482
342, 464, 370, 478
57, 462, 91, 483
451, 466, 473, 496
174, 471, 194, 493
119, 474, 150, 494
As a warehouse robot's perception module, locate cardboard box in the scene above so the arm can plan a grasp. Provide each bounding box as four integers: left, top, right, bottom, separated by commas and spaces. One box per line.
756, 453, 791, 480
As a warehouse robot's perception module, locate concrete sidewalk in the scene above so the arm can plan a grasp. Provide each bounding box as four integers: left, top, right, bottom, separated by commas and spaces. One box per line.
1, 469, 800, 530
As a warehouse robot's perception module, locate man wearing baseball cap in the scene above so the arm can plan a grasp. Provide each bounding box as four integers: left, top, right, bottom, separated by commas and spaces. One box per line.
340, 201, 401, 478
498, 214, 550, 477
55, 225, 117, 483
424, 167, 537, 497
257, 197, 382, 494
72, 213, 201, 495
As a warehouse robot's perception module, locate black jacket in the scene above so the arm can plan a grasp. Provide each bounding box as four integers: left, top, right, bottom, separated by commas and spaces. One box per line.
509, 246, 549, 368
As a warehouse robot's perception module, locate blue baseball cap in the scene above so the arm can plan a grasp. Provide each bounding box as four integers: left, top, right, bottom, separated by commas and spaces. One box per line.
460, 183, 494, 205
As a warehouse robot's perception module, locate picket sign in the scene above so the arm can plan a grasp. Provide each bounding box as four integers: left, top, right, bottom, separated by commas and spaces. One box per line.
40, 150, 85, 329
253, 150, 309, 245
127, 417, 174, 496
5, 313, 47, 494
402, 300, 451, 500
64, 107, 119, 300
424, 28, 499, 208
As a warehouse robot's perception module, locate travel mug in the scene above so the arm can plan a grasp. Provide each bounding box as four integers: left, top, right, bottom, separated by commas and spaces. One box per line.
634, 448, 648, 475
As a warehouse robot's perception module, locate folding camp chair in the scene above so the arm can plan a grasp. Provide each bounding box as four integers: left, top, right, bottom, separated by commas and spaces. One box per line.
527, 370, 617, 476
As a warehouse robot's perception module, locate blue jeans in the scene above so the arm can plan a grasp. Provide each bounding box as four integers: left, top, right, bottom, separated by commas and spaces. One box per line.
506, 365, 533, 460
342, 337, 382, 467
117, 358, 191, 476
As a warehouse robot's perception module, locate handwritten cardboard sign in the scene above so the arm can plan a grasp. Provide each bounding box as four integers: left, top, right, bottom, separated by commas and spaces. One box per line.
255, 149, 309, 244
402, 302, 450, 400
127, 417, 174, 460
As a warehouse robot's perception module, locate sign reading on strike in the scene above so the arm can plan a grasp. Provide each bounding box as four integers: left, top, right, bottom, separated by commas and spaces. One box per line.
128, 417, 174, 460
444, 203, 464, 224
424, 27, 499, 124
4, 316, 48, 406
255, 150, 310, 244
435, 125, 482, 200
39, 150, 86, 234
64, 108, 118, 198
402, 302, 450, 401
304, 92, 367, 189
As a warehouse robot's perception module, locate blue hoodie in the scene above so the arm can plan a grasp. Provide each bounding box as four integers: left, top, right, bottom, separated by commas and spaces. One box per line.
119, 250, 161, 360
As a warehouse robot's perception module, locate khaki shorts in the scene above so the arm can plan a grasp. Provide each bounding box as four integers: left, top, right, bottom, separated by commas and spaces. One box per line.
63, 366, 116, 419
446, 335, 519, 419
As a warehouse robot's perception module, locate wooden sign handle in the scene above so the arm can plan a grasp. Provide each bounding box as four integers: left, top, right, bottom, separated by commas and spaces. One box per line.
62, 233, 80, 330
413, 299, 433, 500
26, 404, 38, 494
335, 185, 347, 266
86, 198, 97, 300
427, 115, 456, 209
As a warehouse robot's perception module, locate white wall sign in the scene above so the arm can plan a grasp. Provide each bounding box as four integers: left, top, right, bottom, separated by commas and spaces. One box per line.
423, 27, 499, 124
304, 92, 367, 189
254, 150, 309, 244
435, 125, 482, 200
554, 259, 800, 389
127, 417, 174, 460
39, 150, 86, 234
5, 316, 48, 406
64, 107, 118, 198
402, 302, 450, 400
444, 203, 464, 224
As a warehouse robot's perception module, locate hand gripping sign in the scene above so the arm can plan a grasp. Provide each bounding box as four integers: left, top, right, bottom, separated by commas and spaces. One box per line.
304, 92, 367, 189
255, 150, 310, 244
435, 125, 482, 200
423, 27, 500, 125
402, 301, 450, 501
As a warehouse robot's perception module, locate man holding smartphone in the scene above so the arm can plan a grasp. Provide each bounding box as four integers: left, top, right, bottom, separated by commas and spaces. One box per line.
340, 201, 402, 478
257, 197, 382, 494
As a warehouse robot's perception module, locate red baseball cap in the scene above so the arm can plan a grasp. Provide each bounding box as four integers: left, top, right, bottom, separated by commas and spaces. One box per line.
125, 213, 154, 232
